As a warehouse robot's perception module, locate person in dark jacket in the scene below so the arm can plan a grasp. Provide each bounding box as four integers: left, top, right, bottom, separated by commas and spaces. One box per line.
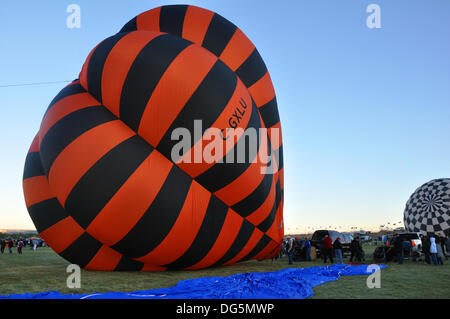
350, 237, 362, 262
333, 237, 343, 264
287, 237, 295, 265
435, 235, 444, 264
437, 234, 447, 261
322, 235, 333, 263
7, 239, 13, 254
422, 235, 431, 264
393, 235, 403, 264
0, 239, 5, 254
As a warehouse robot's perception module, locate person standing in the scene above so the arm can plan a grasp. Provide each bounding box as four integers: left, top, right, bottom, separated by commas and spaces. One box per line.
0, 239, 5, 254
393, 235, 403, 264
333, 237, 343, 264
422, 235, 431, 264
7, 239, 13, 254
430, 236, 439, 266
445, 236, 450, 259
350, 237, 362, 262
304, 237, 312, 261
435, 236, 444, 265
438, 234, 448, 260
322, 235, 333, 263
287, 237, 294, 265
17, 240, 24, 254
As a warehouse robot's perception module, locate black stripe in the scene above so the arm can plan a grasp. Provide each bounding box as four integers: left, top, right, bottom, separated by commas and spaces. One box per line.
59, 232, 102, 268
257, 181, 281, 233
64, 135, 152, 229
120, 16, 137, 32
156, 59, 237, 160
114, 256, 144, 271
23, 152, 45, 180
87, 33, 128, 103
45, 82, 86, 116
235, 49, 267, 88
120, 34, 192, 132
194, 100, 261, 194
231, 168, 273, 218
39, 106, 117, 174
274, 145, 283, 171
159, 5, 188, 37
211, 219, 254, 267
164, 196, 228, 269
258, 97, 280, 129
201, 13, 237, 57
241, 235, 272, 261
111, 166, 192, 258
28, 198, 68, 233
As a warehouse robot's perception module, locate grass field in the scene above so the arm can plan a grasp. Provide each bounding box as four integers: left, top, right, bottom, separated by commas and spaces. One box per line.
1, 244, 449, 298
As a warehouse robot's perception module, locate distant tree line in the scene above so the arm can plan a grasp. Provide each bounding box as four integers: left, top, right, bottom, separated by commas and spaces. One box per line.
0, 232, 38, 240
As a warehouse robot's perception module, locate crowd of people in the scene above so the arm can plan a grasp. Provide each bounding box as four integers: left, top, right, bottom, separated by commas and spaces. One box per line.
279, 235, 366, 265
279, 233, 450, 266
0, 238, 44, 254
419, 234, 449, 266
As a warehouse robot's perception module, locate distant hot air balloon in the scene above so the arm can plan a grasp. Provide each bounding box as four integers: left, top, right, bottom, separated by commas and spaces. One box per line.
404, 178, 450, 236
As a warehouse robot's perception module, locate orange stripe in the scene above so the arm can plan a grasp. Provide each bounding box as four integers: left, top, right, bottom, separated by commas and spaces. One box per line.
175, 78, 252, 178
224, 229, 263, 265
212, 121, 269, 206
101, 31, 162, 117
249, 72, 275, 107
279, 168, 284, 190
28, 134, 40, 153
86, 150, 173, 246
84, 245, 122, 271
23, 176, 53, 208
137, 7, 161, 31
48, 120, 135, 205
79, 43, 100, 90
182, 6, 214, 44
138, 43, 217, 147
39, 93, 99, 142
246, 173, 277, 226
136, 181, 211, 265
264, 200, 283, 242
39, 217, 84, 254
187, 209, 243, 269
219, 28, 255, 72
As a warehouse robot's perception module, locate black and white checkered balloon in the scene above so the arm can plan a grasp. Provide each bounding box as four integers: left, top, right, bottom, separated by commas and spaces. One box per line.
404, 178, 450, 236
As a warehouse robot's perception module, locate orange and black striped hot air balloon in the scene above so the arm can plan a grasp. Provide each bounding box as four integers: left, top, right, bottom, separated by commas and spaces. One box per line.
23, 5, 284, 271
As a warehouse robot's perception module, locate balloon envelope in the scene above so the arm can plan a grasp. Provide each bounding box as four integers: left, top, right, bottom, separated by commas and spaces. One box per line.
22, 5, 284, 271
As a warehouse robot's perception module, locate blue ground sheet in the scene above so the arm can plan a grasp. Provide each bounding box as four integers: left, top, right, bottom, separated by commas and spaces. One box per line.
1, 264, 386, 299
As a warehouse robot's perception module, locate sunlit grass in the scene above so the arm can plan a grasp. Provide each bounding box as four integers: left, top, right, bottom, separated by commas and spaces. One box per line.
0, 244, 449, 298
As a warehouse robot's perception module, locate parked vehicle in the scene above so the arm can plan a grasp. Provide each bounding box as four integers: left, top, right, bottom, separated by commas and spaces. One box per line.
310, 230, 351, 257
360, 235, 371, 242
396, 232, 422, 253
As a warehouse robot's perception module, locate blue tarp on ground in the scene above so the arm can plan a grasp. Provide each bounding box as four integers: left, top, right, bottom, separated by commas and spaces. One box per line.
1, 264, 386, 299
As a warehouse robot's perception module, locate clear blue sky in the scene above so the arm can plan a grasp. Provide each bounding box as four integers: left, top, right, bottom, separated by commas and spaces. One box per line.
1, 0, 449, 232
